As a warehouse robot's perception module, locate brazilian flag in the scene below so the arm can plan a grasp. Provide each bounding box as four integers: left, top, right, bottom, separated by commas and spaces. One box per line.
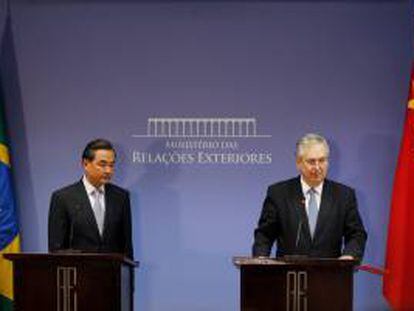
0, 84, 20, 310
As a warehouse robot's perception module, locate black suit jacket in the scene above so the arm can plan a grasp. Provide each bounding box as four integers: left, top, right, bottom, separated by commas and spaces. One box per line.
252, 177, 367, 260
48, 180, 133, 259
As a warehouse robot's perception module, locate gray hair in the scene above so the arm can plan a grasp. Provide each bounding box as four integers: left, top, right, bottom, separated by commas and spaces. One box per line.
296, 133, 330, 158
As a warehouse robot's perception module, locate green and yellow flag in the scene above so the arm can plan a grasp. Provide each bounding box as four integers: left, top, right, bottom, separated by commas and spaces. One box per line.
0, 82, 20, 310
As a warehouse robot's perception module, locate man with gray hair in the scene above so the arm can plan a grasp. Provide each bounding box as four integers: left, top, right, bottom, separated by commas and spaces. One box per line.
252, 133, 367, 260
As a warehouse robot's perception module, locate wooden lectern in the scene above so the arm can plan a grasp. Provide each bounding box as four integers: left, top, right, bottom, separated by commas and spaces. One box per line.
233, 257, 357, 311
4, 253, 138, 311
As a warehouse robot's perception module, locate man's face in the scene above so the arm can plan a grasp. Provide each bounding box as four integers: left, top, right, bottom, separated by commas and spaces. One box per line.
83, 149, 115, 188
296, 143, 329, 187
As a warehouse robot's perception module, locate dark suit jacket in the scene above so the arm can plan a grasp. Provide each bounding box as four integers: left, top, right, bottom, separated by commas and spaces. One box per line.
48, 180, 133, 259
252, 177, 367, 260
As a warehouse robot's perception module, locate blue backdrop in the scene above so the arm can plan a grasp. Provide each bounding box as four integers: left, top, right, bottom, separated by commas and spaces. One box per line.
1, 0, 412, 310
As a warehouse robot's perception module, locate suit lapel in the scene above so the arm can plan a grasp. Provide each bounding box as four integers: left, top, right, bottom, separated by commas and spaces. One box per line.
290, 177, 312, 247
75, 181, 102, 240
102, 185, 114, 240
313, 180, 333, 241
291, 178, 306, 218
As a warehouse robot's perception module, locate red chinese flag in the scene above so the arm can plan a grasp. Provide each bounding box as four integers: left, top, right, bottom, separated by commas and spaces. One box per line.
383, 68, 414, 310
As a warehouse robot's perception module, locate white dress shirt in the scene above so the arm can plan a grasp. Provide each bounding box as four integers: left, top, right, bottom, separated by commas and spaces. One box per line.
82, 176, 106, 223
300, 176, 323, 217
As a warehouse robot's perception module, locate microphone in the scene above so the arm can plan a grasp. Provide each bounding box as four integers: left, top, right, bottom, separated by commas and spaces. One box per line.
285, 196, 308, 260
295, 220, 302, 249
295, 195, 305, 248
68, 205, 81, 250
282, 220, 307, 262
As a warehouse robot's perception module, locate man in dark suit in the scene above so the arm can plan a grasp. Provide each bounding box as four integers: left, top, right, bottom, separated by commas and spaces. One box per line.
252, 133, 367, 261
48, 139, 133, 259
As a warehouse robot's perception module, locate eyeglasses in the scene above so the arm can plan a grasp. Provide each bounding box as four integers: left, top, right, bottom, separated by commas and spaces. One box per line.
303, 157, 328, 167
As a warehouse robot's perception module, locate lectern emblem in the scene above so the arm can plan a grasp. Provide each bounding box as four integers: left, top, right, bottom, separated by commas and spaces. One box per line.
57, 266, 77, 311
286, 271, 308, 311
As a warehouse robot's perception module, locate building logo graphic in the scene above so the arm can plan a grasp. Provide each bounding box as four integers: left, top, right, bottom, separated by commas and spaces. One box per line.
133, 117, 270, 138
131, 117, 272, 166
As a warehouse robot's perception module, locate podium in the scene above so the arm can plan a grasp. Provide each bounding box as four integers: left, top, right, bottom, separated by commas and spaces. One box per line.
233, 257, 357, 311
4, 253, 138, 311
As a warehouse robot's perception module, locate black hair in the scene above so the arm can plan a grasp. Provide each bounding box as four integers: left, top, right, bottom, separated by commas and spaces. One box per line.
82, 138, 116, 161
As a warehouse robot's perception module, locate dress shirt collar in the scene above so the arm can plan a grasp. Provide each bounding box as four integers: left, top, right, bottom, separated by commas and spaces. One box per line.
300, 176, 324, 196
82, 175, 105, 195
